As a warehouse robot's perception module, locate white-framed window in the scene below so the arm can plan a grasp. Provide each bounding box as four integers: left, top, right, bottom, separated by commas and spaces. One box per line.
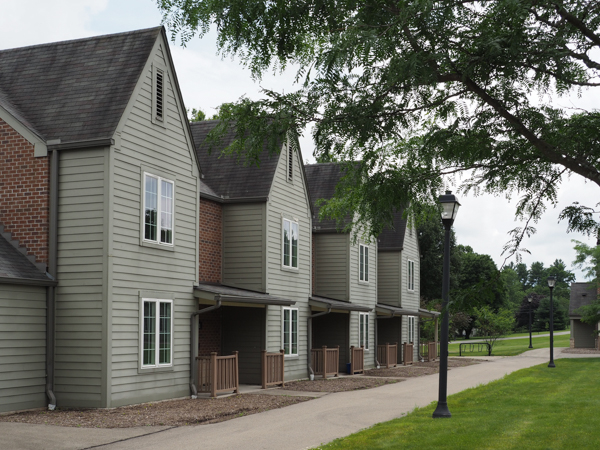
282, 307, 298, 356
143, 173, 174, 245
407, 259, 415, 291
359, 244, 369, 282
141, 298, 173, 368
282, 218, 299, 269
407, 316, 415, 344
359, 312, 369, 350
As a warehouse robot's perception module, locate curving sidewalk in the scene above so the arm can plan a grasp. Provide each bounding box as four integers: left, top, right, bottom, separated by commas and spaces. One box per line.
1, 348, 597, 450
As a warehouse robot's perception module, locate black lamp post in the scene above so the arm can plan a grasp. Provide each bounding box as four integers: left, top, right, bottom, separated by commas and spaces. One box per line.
432, 190, 460, 419
528, 296, 533, 349
547, 276, 556, 368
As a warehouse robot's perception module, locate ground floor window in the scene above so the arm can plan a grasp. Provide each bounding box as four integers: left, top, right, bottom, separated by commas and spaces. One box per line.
408, 316, 416, 344
359, 312, 369, 350
283, 307, 298, 355
141, 299, 173, 368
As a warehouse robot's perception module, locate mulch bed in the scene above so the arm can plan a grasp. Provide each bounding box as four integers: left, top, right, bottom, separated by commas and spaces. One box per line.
0, 395, 309, 428
283, 377, 399, 392
365, 358, 483, 378
562, 348, 600, 354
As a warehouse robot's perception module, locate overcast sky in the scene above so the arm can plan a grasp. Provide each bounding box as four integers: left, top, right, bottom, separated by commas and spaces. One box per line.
2, 0, 597, 281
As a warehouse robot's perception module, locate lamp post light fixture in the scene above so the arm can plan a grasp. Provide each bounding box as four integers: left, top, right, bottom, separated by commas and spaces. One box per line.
528, 296, 533, 349
547, 276, 556, 368
432, 190, 460, 419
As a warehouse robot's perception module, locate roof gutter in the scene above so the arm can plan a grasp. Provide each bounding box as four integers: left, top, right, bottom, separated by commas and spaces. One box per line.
0, 276, 57, 286
200, 192, 269, 204
189, 297, 222, 398
47, 138, 114, 151
307, 306, 332, 378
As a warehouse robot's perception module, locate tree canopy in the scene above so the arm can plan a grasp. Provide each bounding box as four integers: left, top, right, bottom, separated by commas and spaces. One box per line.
159, 0, 600, 250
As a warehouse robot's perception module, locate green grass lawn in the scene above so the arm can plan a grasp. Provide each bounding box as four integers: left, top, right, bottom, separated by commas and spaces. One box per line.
316, 359, 600, 450
451, 329, 569, 341
449, 333, 571, 357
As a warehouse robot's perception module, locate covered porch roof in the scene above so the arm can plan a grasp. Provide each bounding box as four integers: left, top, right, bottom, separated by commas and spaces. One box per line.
309, 295, 372, 313
194, 283, 295, 307
376, 303, 440, 318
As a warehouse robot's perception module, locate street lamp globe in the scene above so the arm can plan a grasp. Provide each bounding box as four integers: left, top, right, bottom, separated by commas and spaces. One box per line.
439, 191, 461, 224
547, 276, 556, 288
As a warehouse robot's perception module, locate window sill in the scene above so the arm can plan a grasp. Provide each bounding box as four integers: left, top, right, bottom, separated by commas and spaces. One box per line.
281, 266, 299, 273
141, 240, 175, 252
358, 280, 370, 285
138, 365, 174, 375
284, 354, 299, 360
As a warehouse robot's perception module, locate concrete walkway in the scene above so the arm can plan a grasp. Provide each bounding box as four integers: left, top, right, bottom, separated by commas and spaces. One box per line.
2, 348, 597, 450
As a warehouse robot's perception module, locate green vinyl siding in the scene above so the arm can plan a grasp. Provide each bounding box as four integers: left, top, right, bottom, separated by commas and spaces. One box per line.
265, 142, 311, 381
108, 37, 199, 407
377, 252, 400, 307
55, 148, 107, 408
222, 202, 265, 292
0, 284, 47, 413
313, 233, 349, 301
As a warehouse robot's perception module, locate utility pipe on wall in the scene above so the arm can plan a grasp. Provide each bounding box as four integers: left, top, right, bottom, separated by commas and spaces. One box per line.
46, 148, 59, 410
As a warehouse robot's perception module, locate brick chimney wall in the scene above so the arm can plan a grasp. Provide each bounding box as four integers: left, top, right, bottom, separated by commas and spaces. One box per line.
199, 197, 222, 283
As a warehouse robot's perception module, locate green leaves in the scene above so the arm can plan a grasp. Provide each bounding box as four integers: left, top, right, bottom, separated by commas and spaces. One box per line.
159, 0, 600, 240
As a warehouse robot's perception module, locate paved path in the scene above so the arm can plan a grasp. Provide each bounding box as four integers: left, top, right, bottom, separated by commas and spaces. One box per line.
2, 348, 597, 450
449, 330, 569, 344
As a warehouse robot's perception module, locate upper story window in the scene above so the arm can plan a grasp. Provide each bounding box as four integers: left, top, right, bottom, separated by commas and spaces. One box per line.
359, 244, 369, 282
141, 298, 173, 368
282, 218, 299, 269
407, 315, 415, 344
144, 173, 174, 246
359, 312, 369, 350
407, 259, 415, 291
282, 307, 298, 356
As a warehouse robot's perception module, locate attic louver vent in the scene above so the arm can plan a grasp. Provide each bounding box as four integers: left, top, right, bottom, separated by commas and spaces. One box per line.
156, 69, 164, 121
288, 145, 293, 181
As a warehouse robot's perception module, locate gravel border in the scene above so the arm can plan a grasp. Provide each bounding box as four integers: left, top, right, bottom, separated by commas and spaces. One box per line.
561, 348, 600, 354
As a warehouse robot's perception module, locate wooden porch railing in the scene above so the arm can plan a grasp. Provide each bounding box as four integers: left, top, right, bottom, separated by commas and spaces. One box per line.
262, 349, 285, 389
350, 346, 365, 374
377, 342, 398, 368
311, 345, 340, 379
428, 341, 438, 362
403, 342, 414, 366
197, 351, 239, 398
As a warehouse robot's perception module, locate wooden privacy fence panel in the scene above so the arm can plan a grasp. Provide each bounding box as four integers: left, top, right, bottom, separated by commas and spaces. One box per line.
377, 343, 398, 368
311, 346, 340, 379
403, 342, 414, 366
262, 349, 285, 389
197, 352, 239, 398
350, 346, 365, 374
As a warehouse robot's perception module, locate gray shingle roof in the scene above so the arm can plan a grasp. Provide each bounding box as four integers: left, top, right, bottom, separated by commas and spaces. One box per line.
0, 234, 52, 284
190, 120, 280, 200
0, 27, 161, 143
569, 282, 598, 317
305, 163, 353, 232
377, 209, 407, 251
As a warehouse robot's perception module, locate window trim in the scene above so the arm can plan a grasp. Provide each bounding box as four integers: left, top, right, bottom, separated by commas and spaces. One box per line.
407, 315, 416, 344
281, 217, 299, 270
407, 259, 415, 291
140, 298, 174, 370
282, 307, 299, 356
359, 243, 369, 283
359, 312, 370, 351
142, 171, 175, 249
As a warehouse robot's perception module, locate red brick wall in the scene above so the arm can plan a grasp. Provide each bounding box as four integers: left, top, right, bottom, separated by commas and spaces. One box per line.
199, 198, 222, 283
0, 118, 49, 266
198, 308, 222, 356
